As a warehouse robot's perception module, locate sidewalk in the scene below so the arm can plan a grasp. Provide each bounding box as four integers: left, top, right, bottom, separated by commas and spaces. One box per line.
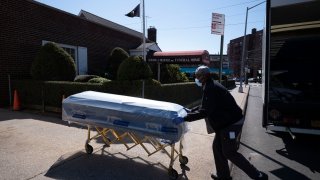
0, 85, 249, 180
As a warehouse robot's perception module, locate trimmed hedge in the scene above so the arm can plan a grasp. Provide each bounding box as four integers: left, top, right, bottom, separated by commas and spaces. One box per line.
88, 77, 111, 84
117, 56, 152, 81
11, 79, 235, 112
31, 42, 76, 81
74, 75, 100, 82
12, 80, 104, 108
106, 47, 129, 80
149, 64, 189, 83
12, 80, 202, 111
145, 82, 202, 106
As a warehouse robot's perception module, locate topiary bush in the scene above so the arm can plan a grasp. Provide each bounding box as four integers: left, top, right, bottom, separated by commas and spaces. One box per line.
117, 56, 152, 81
31, 42, 76, 81
88, 77, 111, 84
150, 64, 189, 83
165, 64, 189, 83
106, 47, 129, 80
74, 75, 100, 82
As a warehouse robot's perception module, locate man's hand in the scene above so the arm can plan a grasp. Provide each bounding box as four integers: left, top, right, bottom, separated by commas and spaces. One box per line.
184, 114, 191, 122
184, 108, 191, 113
190, 105, 200, 112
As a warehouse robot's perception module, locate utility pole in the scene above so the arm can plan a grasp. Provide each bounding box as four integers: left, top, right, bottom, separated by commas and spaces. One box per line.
239, 1, 265, 93
219, 35, 224, 83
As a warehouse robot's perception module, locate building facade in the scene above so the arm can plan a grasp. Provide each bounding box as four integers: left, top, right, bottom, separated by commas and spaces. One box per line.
0, 0, 147, 106
227, 28, 263, 79
209, 54, 229, 69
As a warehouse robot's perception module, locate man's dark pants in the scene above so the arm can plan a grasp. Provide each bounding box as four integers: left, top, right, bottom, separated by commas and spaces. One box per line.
212, 123, 260, 179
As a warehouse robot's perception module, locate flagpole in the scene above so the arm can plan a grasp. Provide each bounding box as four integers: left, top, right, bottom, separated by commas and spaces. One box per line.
142, 0, 146, 59
141, 0, 146, 98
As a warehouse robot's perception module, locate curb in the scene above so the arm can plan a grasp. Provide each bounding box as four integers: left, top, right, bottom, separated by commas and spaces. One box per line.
241, 86, 250, 117
229, 86, 251, 174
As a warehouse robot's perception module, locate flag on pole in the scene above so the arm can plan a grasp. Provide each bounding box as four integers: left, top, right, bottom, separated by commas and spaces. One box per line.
125, 4, 140, 17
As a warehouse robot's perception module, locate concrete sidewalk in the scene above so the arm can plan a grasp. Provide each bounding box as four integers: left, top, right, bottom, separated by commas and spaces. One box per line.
0, 86, 249, 180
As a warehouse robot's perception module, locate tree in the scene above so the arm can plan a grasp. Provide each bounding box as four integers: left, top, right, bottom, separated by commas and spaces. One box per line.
31, 42, 76, 81
106, 47, 129, 80
117, 56, 152, 81
150, 64, 189, 83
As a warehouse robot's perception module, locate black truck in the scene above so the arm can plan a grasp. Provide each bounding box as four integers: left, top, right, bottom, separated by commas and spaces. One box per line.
262, 0, 320, 138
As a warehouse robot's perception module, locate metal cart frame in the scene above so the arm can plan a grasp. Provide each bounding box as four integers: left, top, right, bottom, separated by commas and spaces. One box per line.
84, 125, 188, 179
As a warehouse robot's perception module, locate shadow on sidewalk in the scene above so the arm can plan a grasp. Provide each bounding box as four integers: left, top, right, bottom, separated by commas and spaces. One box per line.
240, 141, 311, 180
269, 132, 320, 174
45, 147, 189, 180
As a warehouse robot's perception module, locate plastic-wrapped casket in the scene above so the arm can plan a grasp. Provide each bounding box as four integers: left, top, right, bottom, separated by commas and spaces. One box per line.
62, 91, 188, 142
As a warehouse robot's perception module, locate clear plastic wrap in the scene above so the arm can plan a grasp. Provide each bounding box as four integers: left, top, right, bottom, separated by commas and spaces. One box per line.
62, 91, 188, 142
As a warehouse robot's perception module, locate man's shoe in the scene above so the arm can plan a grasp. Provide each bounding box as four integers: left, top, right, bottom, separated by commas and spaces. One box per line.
211, 173, 232, 180
255, 171, 268, 180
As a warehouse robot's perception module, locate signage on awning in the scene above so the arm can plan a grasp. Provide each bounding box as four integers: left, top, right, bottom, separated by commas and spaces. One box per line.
147, 50, 210, 65
148, 57, 202, 63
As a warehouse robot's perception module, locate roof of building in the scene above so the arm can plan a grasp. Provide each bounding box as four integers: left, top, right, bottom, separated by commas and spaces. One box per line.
79, 10, 143, 39
29, 1, 144, 41
135, 43, 161, 50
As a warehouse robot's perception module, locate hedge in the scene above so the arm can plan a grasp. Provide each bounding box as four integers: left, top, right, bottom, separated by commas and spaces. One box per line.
31, 42, 76, 81
11, 79, 235, 112
106, 47, 129, 80
11, 80, 205, 112
117, 56, 152, 81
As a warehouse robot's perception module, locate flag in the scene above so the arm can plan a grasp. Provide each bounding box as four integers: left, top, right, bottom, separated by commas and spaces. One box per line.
125, 4, 140, 17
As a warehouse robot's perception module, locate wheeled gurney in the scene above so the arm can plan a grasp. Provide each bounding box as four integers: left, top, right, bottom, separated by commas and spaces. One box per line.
62, 91, 189, 179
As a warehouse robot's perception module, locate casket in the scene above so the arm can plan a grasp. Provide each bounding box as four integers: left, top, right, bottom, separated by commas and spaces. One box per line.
62, 91, 188, 142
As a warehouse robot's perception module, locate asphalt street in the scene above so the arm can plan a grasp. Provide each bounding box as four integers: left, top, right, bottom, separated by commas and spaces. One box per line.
231, 84, 320, 180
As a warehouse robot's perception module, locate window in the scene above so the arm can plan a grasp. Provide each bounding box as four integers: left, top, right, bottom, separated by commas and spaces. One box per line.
61, 47, 76, 61
42, 40, 88, 75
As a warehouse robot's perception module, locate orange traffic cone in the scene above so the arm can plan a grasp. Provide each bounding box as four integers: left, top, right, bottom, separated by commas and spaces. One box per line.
13, 90, 21, 111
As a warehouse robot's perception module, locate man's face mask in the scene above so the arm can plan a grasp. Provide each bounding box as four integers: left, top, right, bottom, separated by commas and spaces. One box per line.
195, 78, 202, 87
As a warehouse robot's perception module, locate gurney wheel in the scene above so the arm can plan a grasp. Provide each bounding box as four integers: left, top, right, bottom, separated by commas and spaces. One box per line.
168, 168, 178, 180
179, 155, 188, 165
85, 144, 93, 154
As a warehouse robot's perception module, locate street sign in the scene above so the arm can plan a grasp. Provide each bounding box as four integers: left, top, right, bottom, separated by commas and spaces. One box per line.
211, 13, 225, 35
212, 13, 225, 24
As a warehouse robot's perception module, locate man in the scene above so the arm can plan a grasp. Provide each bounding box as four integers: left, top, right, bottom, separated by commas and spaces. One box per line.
184, 66, 268, 180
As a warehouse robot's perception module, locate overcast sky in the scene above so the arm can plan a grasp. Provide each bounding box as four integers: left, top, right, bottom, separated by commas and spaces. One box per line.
36, 0, 266, 54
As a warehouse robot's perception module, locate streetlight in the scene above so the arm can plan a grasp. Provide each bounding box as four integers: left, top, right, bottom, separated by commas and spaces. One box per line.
239, 1, 265, 93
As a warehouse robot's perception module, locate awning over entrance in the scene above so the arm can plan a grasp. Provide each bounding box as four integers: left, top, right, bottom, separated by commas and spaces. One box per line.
180, 67, 233, 75
147, 50, 210, 65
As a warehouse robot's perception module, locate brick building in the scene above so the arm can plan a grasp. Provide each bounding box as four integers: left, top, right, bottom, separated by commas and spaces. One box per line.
0, 0, 150, 106
227, 28, 263, 79
209, 54, 229, 69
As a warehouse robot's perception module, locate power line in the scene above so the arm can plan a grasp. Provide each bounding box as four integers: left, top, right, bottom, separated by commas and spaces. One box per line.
178, 8, 264, 26
123, 0, 266, 31
158, 21, 264, 31
134, 0, 265, 24
226, 8, 264, 18
211, 0, 264, 11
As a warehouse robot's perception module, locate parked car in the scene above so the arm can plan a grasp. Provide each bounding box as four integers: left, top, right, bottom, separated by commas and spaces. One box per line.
233, 77, 243, 82
248, 78, 255, 82
248, 77, 261, 83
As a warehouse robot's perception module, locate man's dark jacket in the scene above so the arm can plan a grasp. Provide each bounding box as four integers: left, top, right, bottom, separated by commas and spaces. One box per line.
186, 79, 243, 132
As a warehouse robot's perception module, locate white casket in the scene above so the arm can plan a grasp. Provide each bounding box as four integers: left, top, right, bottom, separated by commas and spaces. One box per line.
62, 91, 188, 142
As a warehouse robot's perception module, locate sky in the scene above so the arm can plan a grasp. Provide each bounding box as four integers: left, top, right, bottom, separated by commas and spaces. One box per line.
36, 0, 266, 55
